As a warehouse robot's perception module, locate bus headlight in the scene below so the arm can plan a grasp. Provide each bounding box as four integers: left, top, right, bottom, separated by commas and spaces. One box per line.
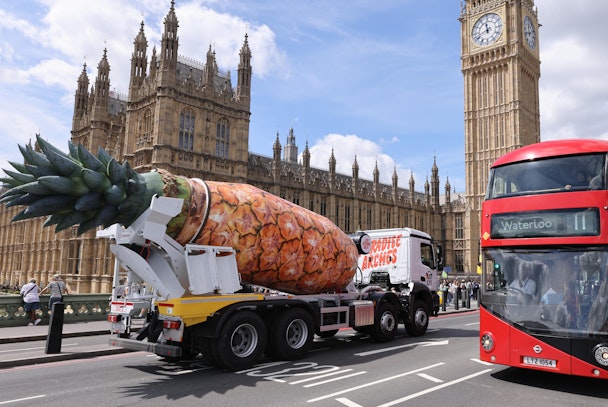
593, 344, 608, 367
481, 332, 495, 352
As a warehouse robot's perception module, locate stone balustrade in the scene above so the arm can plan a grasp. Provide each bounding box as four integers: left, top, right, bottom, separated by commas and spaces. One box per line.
0, 294, 110, 327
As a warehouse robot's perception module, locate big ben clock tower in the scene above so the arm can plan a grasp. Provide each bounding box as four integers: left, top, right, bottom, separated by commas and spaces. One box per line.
459, 0, 540, 274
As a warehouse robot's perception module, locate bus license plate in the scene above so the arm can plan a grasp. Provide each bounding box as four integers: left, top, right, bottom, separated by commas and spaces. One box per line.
523, 356, 556, 368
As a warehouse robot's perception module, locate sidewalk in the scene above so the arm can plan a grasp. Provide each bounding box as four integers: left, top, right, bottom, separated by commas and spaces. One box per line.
0, 320, 133, 369
0, 300, 478, 369
0, 319, 110, 345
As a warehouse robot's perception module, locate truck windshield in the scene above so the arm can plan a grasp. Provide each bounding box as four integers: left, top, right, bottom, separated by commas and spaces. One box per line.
481, 247, 608, 338
486, 153, 605, 198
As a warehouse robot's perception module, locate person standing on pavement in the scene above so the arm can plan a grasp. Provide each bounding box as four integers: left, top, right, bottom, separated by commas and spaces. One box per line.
20, 278, 41, 326
40, 274, 69, 312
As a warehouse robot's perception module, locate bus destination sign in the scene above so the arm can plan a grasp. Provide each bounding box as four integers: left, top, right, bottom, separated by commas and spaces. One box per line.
491, 208, 600, 239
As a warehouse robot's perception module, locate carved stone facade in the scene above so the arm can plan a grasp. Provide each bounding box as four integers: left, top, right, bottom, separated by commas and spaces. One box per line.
460, 0, 541, 273
0, 1, 472, 292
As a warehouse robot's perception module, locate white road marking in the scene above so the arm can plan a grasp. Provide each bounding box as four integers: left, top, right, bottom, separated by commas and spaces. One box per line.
0, 395, 46, 405
290, 369, 355, 384
336, 397, 364, 407
376, 369, 493, 407
355, 340, 448, 357
161, 366, 212, 375
471, 358, 494, 366
417, 373, 444, 383
303, 371, 367, 388
235, 361, 288, 374
307, 362, 444, 403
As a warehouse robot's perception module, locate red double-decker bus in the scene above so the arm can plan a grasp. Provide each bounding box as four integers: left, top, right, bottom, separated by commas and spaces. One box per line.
479, 139, 608, 379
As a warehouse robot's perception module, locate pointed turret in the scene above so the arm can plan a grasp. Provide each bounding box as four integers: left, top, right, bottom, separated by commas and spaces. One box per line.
160, 0, 179, 76
329, 148, 337, 175
445, 177, 452, 211
352, 155, 359, 180
237, 33, 252, 102
129, 21, 148, 97
149, 46, 158, 80
425, 176, 431, 207
409, 172, 415, 204
431, 155, 440, 209
392, 167, 398, 189
284, 127, 298, 163
73, 63, 89, 128
204, 45, 218, 86
373, 161, 379, 185
302, 140, 310, 169
273, 132, 282, 162
93, 49, 110, 117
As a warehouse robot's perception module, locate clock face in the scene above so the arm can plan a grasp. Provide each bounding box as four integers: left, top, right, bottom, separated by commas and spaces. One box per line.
472, 13, 503, 46
524, 15, 536, 49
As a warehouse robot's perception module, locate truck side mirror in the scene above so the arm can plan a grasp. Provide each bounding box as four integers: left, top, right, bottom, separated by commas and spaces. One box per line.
435, 244, 444, 270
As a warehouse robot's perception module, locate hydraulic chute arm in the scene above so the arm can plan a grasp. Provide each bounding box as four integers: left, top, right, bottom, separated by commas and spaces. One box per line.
101, 196, 189, 299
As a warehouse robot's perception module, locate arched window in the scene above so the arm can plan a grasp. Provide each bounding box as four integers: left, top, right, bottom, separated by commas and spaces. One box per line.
179, 110, 195, 151
216, 118, 230, 158
136, 109, 153, 146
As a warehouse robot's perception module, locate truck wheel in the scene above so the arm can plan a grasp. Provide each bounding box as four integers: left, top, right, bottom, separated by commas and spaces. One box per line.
405, 300, 429, 337
210, 311, 267, 371
201, 338, 220, 367
268, 308, 314, 360
370, 302, 398, 342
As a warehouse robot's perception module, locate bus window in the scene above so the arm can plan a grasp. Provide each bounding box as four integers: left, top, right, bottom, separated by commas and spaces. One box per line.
482, 248, 608, 334
487, 153, 606, 199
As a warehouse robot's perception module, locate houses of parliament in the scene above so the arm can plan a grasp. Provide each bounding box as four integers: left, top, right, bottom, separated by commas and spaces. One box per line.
0, 0, 540, 293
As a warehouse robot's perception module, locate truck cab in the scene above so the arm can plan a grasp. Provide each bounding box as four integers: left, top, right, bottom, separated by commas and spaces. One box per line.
356, 228, 442, 315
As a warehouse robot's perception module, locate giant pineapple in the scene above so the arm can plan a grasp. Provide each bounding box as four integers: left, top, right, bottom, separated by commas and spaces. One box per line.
0, 135, 359, 294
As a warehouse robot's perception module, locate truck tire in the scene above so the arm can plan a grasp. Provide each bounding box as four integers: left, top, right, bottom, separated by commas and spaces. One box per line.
199, 338, 217, 367
210, 311, 267, 371
268, 308, 314, 360
404, 300, 429, 337
370, 302, 398, 342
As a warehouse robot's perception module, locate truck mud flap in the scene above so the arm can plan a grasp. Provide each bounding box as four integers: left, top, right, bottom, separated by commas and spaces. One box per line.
109, 337, 182, 358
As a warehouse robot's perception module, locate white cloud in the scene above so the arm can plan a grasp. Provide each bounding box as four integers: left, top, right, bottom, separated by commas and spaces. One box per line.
536, 0, 608, 141
0, 66, 29, 84
304, 133, 419, 188
173, 3, 288, 79
0, 9, 38, 40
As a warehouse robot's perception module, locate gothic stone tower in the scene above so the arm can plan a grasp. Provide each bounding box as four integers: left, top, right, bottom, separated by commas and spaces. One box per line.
459, 0, 540, 273
122, 1, 252, 182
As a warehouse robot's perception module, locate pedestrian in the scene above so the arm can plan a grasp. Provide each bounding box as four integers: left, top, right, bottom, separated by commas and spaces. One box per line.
20, 278, 41, 326
472, 280, 480, 300
40, 274, 70, 312
448, 280, 456, 304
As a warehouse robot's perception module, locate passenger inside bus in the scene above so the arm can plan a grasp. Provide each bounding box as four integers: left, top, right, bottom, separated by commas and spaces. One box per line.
587, 281, 608, 332
509, 262, 537, 297
570, 168, 588, 188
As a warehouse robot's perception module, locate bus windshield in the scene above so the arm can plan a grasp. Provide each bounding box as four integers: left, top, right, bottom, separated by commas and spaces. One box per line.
486, 153, 605, 199
482, 247, 608, 337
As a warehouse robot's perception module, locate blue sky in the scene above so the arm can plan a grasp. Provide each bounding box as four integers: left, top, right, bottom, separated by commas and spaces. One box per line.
1, 1, 607, 194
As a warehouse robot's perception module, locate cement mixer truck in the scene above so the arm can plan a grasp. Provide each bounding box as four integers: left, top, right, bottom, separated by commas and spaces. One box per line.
101, 196, 441, 371
0, 135, 442, 371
